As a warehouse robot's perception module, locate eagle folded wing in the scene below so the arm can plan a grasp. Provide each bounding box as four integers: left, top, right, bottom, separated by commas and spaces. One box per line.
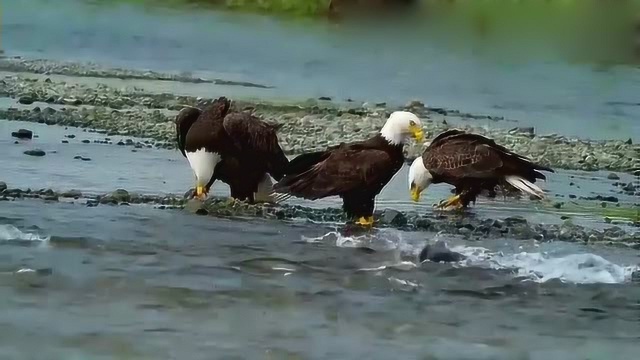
278, 148, 394, 200
423, 138, 504, 178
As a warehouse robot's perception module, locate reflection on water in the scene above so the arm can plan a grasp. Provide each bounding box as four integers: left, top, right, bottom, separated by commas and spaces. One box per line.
3, 0, 640, 139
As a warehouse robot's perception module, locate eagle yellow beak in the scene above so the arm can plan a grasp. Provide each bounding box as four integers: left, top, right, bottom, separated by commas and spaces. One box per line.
409, 125, 424, 143
410, 184, 422, 202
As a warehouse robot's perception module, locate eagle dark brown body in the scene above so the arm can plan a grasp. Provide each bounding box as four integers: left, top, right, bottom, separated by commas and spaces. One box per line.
175, 97, 289, 203
410, 129, 555, 209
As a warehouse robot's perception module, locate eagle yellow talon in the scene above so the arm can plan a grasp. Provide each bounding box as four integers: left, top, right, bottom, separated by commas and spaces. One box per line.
195, 185, 208, 201
435, 195, 462, 210
355, 216, 375, 227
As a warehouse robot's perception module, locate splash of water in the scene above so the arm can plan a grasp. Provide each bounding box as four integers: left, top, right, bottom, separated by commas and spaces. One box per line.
0, 224, 50, 244
451, 245, 638, 284
304, 230, 638, 285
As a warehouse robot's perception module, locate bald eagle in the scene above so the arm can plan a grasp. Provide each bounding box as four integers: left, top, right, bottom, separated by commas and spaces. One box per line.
408, 129, 554, 209
175, 97, 289, 203
273, 111, 424, 226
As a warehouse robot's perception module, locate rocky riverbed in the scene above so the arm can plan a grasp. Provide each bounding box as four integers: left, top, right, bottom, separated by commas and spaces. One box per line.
1, 71, 639, 174
1, 183, 638, 246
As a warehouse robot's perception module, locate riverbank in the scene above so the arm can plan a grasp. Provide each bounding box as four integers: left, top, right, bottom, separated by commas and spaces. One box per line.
1, 70, 638, 174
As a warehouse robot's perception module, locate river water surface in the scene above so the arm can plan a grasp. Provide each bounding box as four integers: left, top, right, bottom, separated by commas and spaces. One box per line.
4, 0, 640, 140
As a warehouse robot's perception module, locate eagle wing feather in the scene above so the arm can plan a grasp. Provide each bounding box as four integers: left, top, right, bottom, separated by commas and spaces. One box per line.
274, 147, 396, 200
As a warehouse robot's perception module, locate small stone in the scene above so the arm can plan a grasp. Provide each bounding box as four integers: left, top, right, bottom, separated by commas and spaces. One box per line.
23, 149, 46, 157
65, 134, 76, 139
117, 141, 125, 146
11, 129, 33, 139
553, 202, 564, 209
81, 139, 90, 144
61, 140, 69, 144
607, 173, 620, 180
623, 183, 636, 193
18, 96, 34, 105
318, 96, 332, 101
569, 194, 577, 199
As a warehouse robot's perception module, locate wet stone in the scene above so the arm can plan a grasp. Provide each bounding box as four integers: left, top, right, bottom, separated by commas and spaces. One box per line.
0, 182, 6, 193
380, 209, 407, 227
23, 149, 46, 157
18, 96, 34, 105
419, 240, 466, 263
11, 129, 33, 139
607, 173, 620, 180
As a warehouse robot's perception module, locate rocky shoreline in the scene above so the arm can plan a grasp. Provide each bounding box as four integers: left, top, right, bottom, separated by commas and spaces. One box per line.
0, 183, 638, 246
1, 74, 638, 174
0, 57, 272, 88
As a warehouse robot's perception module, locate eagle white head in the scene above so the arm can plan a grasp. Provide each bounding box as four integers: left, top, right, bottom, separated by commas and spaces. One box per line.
380, 111, 424, 145
408, 157, 433, 202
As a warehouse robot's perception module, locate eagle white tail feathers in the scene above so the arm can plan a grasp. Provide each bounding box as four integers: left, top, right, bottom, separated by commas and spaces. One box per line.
505, 175, 546, 199
271, 192, 292, 204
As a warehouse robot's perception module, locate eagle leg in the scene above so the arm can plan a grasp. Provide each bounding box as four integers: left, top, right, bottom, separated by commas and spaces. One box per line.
434, 194, 463, 210
195, 185, 209, 201
355, 216, 375, 227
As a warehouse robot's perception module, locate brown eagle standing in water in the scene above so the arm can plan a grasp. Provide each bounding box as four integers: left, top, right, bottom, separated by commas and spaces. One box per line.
408, 129, 554, 209
175, 97, 289, 203
272, 111, 424, 226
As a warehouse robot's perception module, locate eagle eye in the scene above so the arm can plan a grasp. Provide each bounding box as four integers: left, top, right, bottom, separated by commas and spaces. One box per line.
409, 120, 416, 126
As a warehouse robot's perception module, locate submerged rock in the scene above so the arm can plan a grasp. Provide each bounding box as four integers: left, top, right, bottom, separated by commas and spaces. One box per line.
418, 240, 466, 263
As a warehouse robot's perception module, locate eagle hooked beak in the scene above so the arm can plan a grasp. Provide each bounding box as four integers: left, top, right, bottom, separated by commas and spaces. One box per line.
410, 183, 422, 202
409, 124, 424, 143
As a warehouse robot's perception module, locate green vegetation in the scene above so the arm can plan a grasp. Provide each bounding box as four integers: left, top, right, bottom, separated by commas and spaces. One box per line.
552, 201, 640, 224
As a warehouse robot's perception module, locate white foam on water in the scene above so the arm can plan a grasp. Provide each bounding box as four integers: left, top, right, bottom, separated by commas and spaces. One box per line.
0, 224, 50, 245
451, 245, 639, 284
304, 230, 638, 285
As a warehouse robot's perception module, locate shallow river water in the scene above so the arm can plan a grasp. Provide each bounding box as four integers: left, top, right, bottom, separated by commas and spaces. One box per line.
1, 120, 639, 359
